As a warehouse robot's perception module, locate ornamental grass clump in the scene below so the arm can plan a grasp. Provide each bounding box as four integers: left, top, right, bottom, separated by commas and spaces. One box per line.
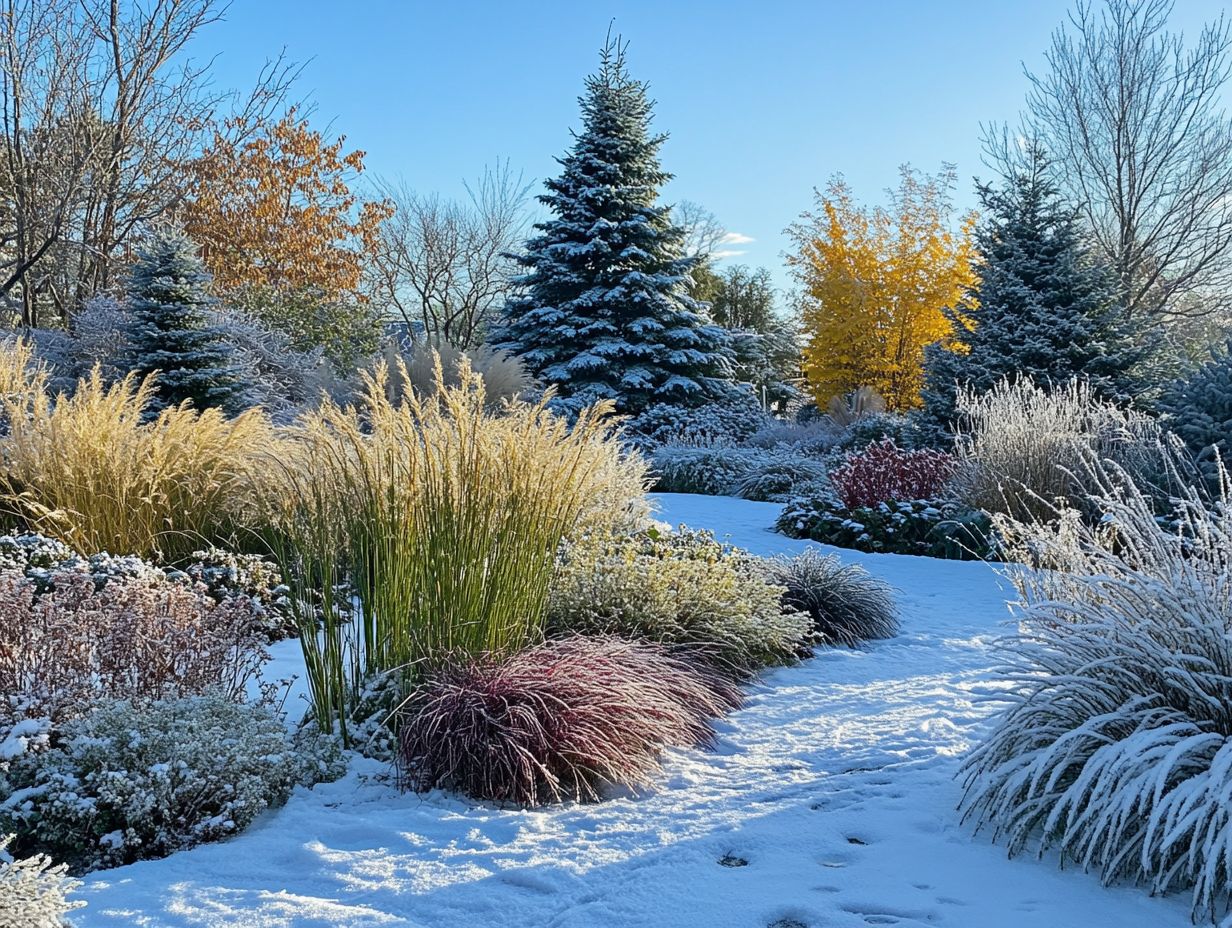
0, 341, 275, 562
265, 356, 648, 741
764, 549, 898, 646
398, 636, 742, 806
961, 446, 1232, 922
951, 377, 1161, 523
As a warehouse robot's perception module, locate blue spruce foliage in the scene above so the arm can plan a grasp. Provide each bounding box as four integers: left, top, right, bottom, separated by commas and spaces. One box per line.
126, 228, 248, 415
498, 37, 733, 415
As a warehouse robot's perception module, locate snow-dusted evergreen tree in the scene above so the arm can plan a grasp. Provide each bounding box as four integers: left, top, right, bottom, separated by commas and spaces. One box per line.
126, 228, 247, 414
1158, 340, 1232, 480
499, 37, 732, 414
920, 144, 1142, 436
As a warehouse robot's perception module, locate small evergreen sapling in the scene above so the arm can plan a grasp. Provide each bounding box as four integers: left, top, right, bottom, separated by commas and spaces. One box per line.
126, 228, 248, 414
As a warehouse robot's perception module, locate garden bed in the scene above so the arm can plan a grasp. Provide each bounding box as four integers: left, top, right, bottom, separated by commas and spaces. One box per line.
69, 495, 1193, 928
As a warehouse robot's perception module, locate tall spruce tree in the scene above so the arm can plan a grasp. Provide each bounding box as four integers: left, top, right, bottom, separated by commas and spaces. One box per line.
499, 37, 732, 414
920, 144, 1143, 435
126, 228, 247, 414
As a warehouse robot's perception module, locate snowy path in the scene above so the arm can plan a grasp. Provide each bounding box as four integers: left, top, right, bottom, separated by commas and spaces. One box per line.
77, 494, 1190, 928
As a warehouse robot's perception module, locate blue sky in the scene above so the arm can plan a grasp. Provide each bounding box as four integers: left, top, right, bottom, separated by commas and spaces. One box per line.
191, 1, 1229, 292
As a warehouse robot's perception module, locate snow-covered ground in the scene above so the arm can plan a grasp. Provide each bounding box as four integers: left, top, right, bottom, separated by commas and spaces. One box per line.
75, 494, 1190, 928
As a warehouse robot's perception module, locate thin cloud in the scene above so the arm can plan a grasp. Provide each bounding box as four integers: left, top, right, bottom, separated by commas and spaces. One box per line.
712, 248, 748, 260
719, 231, 754, 246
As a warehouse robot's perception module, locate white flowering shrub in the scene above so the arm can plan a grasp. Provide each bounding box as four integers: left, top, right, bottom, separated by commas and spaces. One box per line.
961, 447, 1232, 921
0, 696, 344, 872
0, 834, 83, 927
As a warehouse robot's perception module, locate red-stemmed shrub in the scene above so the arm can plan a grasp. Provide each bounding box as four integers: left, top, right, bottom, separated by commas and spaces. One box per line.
398, 635, 743, 806
829, 438, 956, 508
0, 566, 265, 742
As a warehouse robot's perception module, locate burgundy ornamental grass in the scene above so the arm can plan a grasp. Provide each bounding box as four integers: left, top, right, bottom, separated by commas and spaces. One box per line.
398, 635, 742, 806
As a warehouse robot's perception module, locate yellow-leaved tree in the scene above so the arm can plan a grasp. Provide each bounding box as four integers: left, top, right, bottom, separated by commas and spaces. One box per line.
787, 165, 976, 411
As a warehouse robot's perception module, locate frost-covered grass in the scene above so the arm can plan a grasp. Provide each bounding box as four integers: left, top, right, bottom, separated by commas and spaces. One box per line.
951, 377, 1161, 522
962, 452, 1232, 922
398, 636, 742, 806
764, 549, 898, 646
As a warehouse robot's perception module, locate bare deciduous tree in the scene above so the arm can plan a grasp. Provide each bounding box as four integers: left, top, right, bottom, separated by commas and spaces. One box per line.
673, 199, 725, 260
0, 0, 292, 326
1014, 0, 1232, 317
370, 161, 531, 349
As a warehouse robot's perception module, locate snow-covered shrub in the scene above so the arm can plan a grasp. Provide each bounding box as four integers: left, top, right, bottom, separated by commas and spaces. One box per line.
795, 400, 822, 424
210, 308, 325, 422
951, 377, 1162, 523
398, 636, 741, 806
0, 834, 83, 927
744, 418, 842, 455
829, 439, 956, 508
0, 533, 291, 640
0, 566, 265, 746
624, 389, 771, 448
68, 293, 131, 380
651, 444, 830, 501
22, 329, 80, 398
0, 533, 73, 578
776, 496, 996, 561
172, 548, 293, 641
650, 444, 762, 496
734, 452, 832, 502
0, 695, 341, 871
833, 411, 925, 453
1157, 340, 1232, 483
763, 550, 898, 646
547, 528, 810, 675
961, 450, 1232, 922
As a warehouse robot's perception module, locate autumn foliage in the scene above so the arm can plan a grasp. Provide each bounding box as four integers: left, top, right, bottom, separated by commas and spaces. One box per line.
788, 166, 976, 410
182, 107, 393, 303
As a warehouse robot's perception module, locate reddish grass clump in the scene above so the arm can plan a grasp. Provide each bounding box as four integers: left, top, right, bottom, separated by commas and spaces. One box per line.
398, 635, 743, 806
829, 438, 956, 508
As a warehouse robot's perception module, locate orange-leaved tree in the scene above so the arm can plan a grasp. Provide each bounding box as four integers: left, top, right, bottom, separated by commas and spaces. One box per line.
182, 107, 393, 304
786, 165, 976, 411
